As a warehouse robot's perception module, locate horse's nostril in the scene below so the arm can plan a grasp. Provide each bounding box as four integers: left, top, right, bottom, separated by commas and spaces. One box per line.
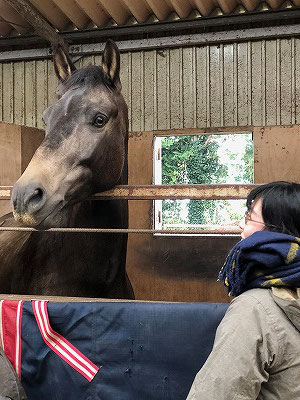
24, 187, 46, 213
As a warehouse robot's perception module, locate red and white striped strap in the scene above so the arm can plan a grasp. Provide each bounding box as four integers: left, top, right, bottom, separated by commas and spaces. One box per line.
32, 300, 99, 382
0, 300, 24, 379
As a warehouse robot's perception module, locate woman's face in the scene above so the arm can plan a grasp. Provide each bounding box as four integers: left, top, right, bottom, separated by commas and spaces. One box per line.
239, 198, 265, 240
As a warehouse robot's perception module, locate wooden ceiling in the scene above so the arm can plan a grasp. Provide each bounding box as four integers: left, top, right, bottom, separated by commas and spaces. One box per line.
0, 0, 299, 38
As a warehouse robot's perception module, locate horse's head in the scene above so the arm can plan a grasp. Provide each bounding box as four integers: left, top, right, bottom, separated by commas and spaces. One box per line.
12, 40, 128, 228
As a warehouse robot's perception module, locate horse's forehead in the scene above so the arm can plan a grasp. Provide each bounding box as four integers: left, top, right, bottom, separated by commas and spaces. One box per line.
60, 85, 115, 109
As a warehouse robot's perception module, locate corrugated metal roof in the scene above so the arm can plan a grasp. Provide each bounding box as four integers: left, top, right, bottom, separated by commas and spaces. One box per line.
0, 0, 299, 39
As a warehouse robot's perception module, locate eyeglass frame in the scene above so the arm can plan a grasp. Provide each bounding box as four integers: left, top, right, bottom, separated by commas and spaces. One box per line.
244, 210, 279, 230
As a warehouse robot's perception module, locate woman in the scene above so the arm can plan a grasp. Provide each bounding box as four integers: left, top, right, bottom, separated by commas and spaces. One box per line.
187, 181, 300, 400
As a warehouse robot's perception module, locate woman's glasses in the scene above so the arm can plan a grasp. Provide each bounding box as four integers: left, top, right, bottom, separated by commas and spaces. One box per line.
244, 210, 279, 229
244, 210, 265, 226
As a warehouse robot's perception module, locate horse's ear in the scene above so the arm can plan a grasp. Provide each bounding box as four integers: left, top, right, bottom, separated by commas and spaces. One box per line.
53, 45, 76, 82
101, 39, 121, 90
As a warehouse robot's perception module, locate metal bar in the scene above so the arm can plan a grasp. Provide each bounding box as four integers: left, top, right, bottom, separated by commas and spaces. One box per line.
1, 23, 300, 61
0, 226, 241, 234
0, 184, 256, 201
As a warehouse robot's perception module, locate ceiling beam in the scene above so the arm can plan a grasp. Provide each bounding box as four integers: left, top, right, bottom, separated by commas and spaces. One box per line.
144, 0, 171, 21
120, 0, 150, 23
97, 0, 129, 25
27, 0, 69, 31
164, 0, 192, 18
0, 20, 12, 36
189, 0, 214, 16
3, 0, 67, 48
240, 0, 260, 12
0, 0, 30, 34
74, 0, 108, 27
216, 0, 237, 14
51, 0, 89, 29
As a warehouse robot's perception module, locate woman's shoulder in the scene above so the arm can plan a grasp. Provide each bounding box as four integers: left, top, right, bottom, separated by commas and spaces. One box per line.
228, 288, 284, 322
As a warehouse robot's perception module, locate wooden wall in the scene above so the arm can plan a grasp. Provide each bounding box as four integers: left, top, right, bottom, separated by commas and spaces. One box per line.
1, 39, 300, 131
0, 122, 44, 217
126, 125, 300, 302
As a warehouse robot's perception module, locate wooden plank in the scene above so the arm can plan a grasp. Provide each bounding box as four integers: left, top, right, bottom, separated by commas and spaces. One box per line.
265, 40, 277, 126
51, 0, 89, 29
24, 61, 36, 127
144, 0, 171, 20
237, 42, 249, 126
295, 38, 300, 124
280, 39, 293, 125
169, 47, 183, 129
2, 62, 14, 124
74, 0, 108, 27
143, 50, 155, 131
35, 60, 48, 128
13, 61, 25, 125
130, 51, 143, 131
196, 46, 208, 127
20, 126, 45, 173
223, 44, 234, 126
251, 41, 263, 126
182, 47, 195, 128
156, 49, 169, 130
254, 125, 300, 183
209, 45, 222, 127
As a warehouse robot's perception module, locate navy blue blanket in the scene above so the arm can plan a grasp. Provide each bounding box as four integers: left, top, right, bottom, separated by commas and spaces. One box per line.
19, 301, 228, 400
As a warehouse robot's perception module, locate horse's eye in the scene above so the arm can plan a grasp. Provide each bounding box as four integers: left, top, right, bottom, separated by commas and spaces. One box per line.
93, 113, 108, 128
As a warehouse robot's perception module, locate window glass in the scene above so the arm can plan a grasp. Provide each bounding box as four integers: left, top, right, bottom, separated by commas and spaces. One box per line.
153, 133, 253, 233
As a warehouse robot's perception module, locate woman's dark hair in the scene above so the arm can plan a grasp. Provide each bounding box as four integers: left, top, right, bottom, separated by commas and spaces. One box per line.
247, 181, 300, 237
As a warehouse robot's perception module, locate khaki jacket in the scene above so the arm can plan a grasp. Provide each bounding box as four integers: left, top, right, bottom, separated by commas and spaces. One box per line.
187, 288, 300, 400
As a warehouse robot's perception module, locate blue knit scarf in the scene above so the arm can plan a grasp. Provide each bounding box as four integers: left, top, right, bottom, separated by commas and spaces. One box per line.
219, 231, 300, 297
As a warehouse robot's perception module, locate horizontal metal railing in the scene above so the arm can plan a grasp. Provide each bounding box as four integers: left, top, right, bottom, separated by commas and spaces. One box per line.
0, 184, 256, 201
0, 184, 255, 235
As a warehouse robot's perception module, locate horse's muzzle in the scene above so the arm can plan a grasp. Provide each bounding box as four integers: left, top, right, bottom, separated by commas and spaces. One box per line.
12, 181, 47, 226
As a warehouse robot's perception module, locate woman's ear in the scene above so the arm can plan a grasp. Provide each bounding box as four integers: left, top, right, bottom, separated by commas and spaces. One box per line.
53, 45, 76, 82
101, 39, 121, 90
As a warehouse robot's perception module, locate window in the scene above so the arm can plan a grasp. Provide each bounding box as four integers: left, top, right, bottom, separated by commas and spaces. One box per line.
153, 132, 254, 233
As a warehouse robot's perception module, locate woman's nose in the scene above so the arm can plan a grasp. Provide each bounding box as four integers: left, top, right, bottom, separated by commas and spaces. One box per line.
239, 219, 245, 230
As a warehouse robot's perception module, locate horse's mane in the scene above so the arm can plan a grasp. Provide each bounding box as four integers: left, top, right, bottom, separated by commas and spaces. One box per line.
57, 66, 108, 96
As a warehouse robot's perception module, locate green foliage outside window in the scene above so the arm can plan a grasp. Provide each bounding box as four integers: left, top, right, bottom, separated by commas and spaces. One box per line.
160, 134, 253, 228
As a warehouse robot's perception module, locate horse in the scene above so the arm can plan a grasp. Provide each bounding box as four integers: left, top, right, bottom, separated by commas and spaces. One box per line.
0, 40, 134, 299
